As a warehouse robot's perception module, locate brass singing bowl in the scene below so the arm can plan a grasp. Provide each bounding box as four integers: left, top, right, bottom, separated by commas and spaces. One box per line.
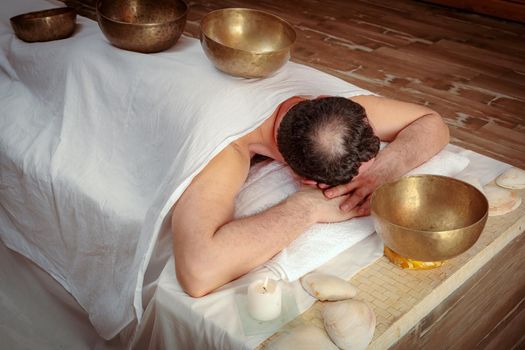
97, 0, 188, 53
200, 8, 296, 78
10, 7, 76, 43
371, 175, 489, 262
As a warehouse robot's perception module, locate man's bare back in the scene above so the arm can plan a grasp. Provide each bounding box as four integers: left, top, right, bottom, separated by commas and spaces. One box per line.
171, 95, 449, 297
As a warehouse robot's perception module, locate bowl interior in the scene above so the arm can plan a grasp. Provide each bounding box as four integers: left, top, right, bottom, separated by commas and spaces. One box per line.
10, 8, 74, 23
372, 175, 487, 232
201, 8, 295, 53
98, 0, 187, 24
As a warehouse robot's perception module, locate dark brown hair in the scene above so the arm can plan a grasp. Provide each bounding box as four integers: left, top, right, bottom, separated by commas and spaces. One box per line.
277, 97, 380, 186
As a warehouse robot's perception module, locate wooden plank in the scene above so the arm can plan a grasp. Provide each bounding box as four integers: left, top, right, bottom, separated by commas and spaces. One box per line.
481, 123, 525, 146
422, 0, 525, 23
434, 39, 525, 72
397, 42, 519, 81
373, 46, 480, 80
390, 233, 525, 350
450, 129, 525, 168
469, 74, 525, 101
365, 0, 525, 58
479, 297, 525, 350
400, 84, 521, 127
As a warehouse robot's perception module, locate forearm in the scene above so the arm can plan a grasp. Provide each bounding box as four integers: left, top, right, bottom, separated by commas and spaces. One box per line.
175, 194, 316, 297
373, 113, 449, 181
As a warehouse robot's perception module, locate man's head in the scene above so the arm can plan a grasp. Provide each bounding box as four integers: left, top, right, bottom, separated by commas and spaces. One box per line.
276, 96, 380, 186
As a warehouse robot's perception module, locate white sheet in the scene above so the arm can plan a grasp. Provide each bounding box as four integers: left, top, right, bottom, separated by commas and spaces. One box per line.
0, 0, 376, 339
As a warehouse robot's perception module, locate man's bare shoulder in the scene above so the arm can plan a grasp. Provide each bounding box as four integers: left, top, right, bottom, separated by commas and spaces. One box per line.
171, 143, 251, 236
194, 142, 250, 185
349, 95, 438, 141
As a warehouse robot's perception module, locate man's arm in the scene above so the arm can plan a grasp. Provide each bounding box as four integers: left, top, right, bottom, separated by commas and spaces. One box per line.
172, 144, 359, 297
324, 95, 450, 213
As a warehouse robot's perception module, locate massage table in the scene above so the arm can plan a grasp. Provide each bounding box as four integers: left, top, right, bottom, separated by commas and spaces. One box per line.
1, 0, 523, 349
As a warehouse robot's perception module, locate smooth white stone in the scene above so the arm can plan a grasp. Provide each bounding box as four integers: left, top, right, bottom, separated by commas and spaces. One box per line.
322, 299, 376, 350
266, 325, 338, 350
301, 272, 357, 301
484, 184, 522, 216
496, 167, 525, 190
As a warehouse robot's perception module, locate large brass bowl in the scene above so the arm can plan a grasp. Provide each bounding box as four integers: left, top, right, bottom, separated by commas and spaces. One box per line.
97, 0, 188, 53
371, 175, 488, 262
10, 7, 76, 43
200, 8, 296, 78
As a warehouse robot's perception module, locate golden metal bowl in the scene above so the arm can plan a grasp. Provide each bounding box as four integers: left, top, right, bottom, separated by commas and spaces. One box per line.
10, 7, 76, 43
97, 0, 188, 53
371, 175, 489, 262
200, 8, 296, 78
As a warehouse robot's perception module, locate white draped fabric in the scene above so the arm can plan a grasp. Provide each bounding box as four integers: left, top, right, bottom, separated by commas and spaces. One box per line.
0, 0, 373, 339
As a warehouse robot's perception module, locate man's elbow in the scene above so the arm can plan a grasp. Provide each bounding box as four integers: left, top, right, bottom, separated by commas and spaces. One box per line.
428, 112, 450, 146
437, 113, 450, 145
175, 261, 214, 298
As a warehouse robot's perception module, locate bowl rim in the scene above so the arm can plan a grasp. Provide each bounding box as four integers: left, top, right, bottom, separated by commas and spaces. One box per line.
200, 7, 297, 55
96, 0, 188, 26
370, 174, 489, 234
10, 7, 76, 23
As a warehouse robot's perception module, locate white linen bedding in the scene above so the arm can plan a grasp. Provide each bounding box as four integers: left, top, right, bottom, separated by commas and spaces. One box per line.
0, 0, 377, 339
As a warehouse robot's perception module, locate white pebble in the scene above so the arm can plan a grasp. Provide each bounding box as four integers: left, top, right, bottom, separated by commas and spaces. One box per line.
322, 299, 376, 350
301, 272, 357, 301
496, 167, 525, 190
484, 184, 521, 216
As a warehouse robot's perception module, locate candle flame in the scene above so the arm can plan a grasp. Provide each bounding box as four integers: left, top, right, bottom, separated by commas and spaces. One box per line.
263, 277, 269, 293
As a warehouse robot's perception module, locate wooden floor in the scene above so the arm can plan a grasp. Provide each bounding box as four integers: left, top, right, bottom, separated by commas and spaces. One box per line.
69, 0, 525, 168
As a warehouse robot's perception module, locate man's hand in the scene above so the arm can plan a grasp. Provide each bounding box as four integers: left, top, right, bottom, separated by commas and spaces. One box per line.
323, 168, 382, 216
303, 162, 386, 217
292, 185, 360, 222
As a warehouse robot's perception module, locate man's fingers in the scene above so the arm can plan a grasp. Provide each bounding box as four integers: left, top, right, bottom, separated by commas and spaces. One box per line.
318, 183, 330, 189
324, 181, 359, 198
340, 188, 370, 212
302, 179, 317, 186
357, 197, 371, 216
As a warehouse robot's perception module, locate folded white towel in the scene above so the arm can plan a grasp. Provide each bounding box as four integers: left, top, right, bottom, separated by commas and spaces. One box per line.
407, 149, 470, 177
234, 146, 470, 281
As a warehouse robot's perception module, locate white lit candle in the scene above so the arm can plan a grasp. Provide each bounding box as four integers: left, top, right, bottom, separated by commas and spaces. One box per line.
247, 277, 282, 321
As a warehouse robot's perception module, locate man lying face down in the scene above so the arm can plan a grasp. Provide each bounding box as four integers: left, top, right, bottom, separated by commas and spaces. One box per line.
171, 95, 449, 297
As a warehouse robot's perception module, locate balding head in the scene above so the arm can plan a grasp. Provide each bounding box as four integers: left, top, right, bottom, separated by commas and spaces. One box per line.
277, 97, 379, 186
309, 116, 349, 160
